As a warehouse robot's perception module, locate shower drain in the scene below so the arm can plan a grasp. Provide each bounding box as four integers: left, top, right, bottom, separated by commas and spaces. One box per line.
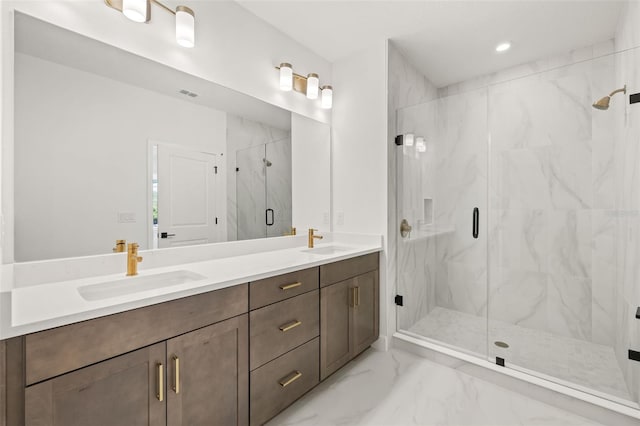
494, 341, 509, 348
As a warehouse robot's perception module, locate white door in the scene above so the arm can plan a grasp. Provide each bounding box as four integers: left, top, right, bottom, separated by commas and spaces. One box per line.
157, 145, 218, 248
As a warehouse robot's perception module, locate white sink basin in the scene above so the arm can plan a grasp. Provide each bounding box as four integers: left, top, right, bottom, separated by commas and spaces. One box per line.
78, 270, 206, 301
301, 245, 353, 255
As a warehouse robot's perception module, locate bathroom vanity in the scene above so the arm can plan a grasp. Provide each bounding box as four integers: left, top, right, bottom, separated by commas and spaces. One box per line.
0, 241, 380, 426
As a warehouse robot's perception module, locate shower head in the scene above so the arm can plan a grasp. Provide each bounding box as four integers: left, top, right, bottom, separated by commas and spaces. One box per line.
592, 85, 626, 110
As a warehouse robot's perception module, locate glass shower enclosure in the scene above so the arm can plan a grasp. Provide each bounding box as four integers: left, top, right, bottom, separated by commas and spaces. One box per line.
395, 46, 640, 407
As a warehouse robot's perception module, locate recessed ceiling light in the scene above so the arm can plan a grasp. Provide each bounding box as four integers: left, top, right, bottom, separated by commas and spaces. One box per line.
496, 42, 511, 53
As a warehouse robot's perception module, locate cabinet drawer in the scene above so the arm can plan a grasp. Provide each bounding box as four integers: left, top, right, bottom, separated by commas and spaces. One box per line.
249, 267, 318, 310
249, 290, 319, 370
320, 252, 379, 287
25, 284, 248, 385
250, 337, 319, 426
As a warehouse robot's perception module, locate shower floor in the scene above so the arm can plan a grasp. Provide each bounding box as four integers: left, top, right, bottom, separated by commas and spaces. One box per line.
407, 307, 633, 403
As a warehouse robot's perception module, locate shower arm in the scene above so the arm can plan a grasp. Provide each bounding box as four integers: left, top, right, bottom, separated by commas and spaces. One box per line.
609, 85, 627, 97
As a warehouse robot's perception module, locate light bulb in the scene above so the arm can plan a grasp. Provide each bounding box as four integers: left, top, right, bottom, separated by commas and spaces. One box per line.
176, 6, 195, 48
321, 85, 333, 109
495, 42, 511, 53
306, 73, 319, 99
405, 133, 414, 146
280, 63, 293, 91
123, 0, 148, 22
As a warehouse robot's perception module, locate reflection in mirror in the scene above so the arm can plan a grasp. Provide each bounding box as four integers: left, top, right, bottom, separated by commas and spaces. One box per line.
12, 13, 322, 262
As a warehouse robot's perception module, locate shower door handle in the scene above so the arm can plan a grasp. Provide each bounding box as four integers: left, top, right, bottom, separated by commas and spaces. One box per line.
266, 209, 274, 226
472, 208, 479, 239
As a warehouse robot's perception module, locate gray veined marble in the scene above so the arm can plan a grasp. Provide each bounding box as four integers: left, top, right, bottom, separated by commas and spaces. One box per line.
267, 348, 604, 426
393, 36, 640, 405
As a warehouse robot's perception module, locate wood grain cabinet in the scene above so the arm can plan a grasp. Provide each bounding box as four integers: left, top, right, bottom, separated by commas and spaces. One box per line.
22, 285, 249, 426
2, 253, 381, 426
248, 268, 320, 425
25, 343, 167, 426
25, 315, 248, 426
320, 253, 379, 380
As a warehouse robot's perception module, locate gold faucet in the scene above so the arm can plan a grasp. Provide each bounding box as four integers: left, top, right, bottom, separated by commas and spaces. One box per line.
126, 243, 143, 276
308, 228, 323, 248
284, 227, 297, 236
113, 239, 126, 253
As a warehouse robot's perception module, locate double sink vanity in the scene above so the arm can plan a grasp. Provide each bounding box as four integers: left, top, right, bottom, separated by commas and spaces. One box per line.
0, 233, 382, 426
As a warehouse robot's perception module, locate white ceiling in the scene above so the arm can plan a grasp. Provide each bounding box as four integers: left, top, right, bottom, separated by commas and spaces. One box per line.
236, 0, 625, 87
14, 12, 291, 130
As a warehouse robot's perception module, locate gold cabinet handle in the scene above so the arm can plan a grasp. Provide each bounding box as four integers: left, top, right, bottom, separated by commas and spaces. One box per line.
279, 370, 302, 387
355, 286, 360, 307
279, 320, 302, 332
157, 363, 164, 401
172, 356, 180, 394
350, 287, 357, 307
279, 282, 302, 291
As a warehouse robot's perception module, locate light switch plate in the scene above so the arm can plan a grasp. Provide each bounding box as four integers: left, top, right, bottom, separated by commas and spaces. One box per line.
118, 212, 136, 223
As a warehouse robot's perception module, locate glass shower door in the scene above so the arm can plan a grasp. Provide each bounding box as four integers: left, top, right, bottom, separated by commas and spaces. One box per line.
395, 88, 489, 358
486, 49, 638, 407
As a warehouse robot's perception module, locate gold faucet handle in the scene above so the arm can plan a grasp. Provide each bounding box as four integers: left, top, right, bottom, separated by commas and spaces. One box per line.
113, 239, 126, 252
137, 256, 143, 262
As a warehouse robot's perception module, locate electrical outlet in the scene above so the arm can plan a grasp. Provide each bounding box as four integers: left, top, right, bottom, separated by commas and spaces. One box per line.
337, 212, 344, 226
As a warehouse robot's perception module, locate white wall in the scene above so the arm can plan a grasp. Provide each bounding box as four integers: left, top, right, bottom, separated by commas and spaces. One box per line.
291, 113, 330, 233
331, 43, 388, 345
14, 53, 226, 261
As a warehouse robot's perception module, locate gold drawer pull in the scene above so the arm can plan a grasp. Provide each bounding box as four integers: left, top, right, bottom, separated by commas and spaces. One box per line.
157, 363, 164, 401
172, 356, 180, 394
355, 286, 360, 307
279, 281, 302, 291
279, 320, 302, 332
279, 370, 302, 387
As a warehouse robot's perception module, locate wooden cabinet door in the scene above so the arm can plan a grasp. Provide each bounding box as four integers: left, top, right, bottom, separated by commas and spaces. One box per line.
320, 278, 353, 380
166, 314, 248, 426
351, 270, 379, 356
25, 342, 166, 426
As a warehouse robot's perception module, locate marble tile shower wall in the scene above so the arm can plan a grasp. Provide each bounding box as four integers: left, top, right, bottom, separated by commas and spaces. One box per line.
485, 55, 618, 348
226, 115, 291, 241
397, 47, 622, 352
614, 16, 640, 399
388, 42, 439, 331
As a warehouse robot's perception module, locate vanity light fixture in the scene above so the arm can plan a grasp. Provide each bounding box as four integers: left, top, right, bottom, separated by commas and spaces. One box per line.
404, 133, 415, 147
106, 0, 196, 48
280, 63, 293, 91
416, 137, 427, 153
321, 85, 333, 109
306, 73, 319, 99
276, 63, 333, 108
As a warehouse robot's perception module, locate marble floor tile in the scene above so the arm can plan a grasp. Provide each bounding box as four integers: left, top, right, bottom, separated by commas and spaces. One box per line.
267, 348, 602, 426
407, 307, 631, 402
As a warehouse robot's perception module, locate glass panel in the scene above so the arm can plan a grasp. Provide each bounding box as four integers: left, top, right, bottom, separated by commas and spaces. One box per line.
236, 144, 267, 240
265, 138, 292, 238
395, 87, 489, 359
487, 47, 639, 407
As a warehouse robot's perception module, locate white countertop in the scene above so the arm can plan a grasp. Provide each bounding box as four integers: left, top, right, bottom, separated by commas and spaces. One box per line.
0, 233, 382, 339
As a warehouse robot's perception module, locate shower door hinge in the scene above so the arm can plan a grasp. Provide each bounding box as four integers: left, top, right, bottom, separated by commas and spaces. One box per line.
214, 166, 218, 174
630, 92, 640, 104
496, 357, 505, 367
394, 295, 404, 306
635, 307, 640, 319
394, 135, 404, 146
629, 350, 640, 362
